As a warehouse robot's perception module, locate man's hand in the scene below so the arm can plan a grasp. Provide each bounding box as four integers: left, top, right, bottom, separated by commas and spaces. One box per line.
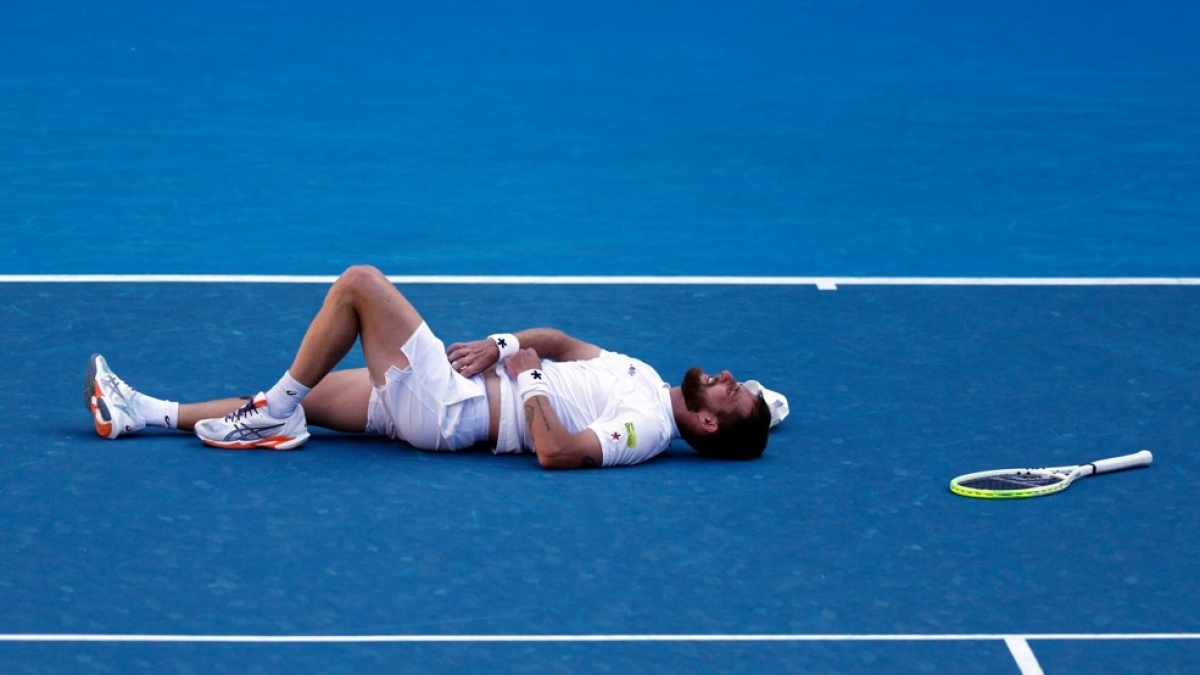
448, 328, 602, 378
501, 348, 603, 470
503, 348, 543, 378
445, 338, 500, 378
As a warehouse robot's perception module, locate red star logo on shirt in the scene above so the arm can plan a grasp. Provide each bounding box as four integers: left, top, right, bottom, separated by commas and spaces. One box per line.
611, 432, 621, 441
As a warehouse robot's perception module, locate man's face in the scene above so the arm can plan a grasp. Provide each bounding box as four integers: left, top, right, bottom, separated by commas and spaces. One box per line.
681, 367, 759, 421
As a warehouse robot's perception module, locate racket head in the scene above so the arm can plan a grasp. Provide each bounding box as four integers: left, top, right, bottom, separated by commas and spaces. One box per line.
949, 466, 1080, 499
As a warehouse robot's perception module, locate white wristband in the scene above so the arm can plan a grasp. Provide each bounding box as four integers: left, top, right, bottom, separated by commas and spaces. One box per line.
488, 333, 520, 360
516, 369, 550, 404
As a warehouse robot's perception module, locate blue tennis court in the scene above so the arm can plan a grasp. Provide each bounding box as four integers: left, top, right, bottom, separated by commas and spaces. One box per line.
2, 1, 1198, 673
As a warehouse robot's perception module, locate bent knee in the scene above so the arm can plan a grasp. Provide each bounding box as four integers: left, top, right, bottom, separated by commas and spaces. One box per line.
339, 264, 386, 284
334, 265, 392, 296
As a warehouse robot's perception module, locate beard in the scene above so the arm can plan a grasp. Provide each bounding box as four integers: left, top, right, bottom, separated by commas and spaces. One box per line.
681, 367, 708, 413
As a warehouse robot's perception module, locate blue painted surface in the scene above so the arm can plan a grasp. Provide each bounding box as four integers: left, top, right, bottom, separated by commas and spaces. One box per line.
1, 0, 1198, 276
1, 0, 1198, 672
0, 640, 1040, 675
1, 282, 1197, 674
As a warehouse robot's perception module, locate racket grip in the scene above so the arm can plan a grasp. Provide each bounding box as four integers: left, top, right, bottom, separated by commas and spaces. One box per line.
1090, 450, 1153, 475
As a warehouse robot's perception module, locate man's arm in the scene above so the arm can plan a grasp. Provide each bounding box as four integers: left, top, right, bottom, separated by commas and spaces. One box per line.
447, 328, 602, 378
506, 348, 604, 470
512, 328, 601, 362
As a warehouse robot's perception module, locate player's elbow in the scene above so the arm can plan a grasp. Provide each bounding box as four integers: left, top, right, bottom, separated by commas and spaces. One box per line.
536, 445, 576, 470
534, 438, 601, 470
536, 452, 568, 470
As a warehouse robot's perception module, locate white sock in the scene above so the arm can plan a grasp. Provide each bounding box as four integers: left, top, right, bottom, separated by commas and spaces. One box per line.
133, 394, 180, 429
265, 371, 311, 418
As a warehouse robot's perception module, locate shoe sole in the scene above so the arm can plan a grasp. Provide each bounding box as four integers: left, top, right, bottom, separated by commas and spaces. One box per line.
199, 433, 310, 451
84, 353, 117, 439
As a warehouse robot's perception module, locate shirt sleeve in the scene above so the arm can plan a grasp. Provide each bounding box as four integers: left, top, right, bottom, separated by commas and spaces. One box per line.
589, 403, 672, 467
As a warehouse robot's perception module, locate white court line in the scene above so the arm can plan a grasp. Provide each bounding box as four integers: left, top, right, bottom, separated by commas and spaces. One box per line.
1, 633, 1197, 643
1006, 637, 1046, 675
1, 274, 1200, 288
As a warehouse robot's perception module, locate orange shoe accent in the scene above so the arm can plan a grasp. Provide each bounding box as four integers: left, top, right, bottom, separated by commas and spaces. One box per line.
89, 382, 113, 438
202, 435, 304, 451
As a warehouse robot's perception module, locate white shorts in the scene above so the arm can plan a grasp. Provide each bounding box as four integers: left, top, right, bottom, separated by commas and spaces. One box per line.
365, 322, 491, 451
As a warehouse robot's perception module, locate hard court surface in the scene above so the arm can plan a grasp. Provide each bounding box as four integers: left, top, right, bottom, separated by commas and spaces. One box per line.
1, 1, 1198, 673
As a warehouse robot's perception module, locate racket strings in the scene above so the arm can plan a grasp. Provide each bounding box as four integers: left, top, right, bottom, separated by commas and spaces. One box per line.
958, 472, 1065, 490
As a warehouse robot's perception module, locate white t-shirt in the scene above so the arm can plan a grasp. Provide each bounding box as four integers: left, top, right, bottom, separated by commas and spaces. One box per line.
501, 350, 680, 467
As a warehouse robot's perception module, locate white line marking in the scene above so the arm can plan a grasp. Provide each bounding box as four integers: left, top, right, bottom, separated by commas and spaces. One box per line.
1006, 637, 1046, 675
1, 274, 1199, 287
0, 633, 1197, 643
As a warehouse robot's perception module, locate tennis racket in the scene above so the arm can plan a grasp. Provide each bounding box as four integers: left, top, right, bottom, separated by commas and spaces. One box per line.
949, 450, 1153, 499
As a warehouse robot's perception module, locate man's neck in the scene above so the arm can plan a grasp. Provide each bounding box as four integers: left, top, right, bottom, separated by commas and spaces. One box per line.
667, 386, 689, 427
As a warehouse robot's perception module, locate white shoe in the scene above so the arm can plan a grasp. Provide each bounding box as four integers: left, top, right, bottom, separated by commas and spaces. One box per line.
194, 393, 310, 450
84, 354, 146, 439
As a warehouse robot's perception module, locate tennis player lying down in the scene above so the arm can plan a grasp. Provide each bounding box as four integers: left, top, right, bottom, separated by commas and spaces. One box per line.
85, 265, 788, 469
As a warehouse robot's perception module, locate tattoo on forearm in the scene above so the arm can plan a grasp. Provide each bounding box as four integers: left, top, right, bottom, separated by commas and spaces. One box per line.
522, 397, 597, 468
524, 401, 534, 442
525, 399, 552, 433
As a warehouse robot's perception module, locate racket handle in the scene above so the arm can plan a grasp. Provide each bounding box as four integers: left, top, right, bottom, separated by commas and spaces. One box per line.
1089, 450, 1153, 475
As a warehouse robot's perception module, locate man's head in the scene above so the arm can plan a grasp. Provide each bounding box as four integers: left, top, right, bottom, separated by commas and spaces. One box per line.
678, 367, 772, 460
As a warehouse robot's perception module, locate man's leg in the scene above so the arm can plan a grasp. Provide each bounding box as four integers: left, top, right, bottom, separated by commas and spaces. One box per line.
90, 266, 425, 442
177, 398, 251, 431
178, 373, 372, 434
86, 354, 248, 437
192, 265, 426, 446
287, 265, 423, 389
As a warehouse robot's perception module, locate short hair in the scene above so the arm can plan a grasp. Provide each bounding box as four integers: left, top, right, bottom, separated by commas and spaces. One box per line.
684, 393, 772, 460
